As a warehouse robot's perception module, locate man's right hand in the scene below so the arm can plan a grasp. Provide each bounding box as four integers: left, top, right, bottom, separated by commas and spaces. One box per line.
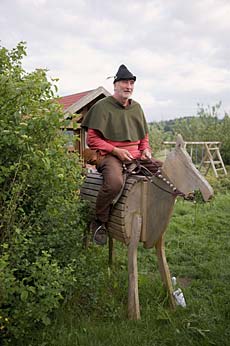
112, 147, 134, 161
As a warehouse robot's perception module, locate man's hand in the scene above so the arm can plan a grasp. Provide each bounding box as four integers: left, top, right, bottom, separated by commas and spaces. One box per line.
112, 147, 134, 161
140, 149, 152, 160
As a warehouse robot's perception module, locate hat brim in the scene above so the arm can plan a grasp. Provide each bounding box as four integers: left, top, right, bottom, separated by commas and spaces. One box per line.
113, 76, 136, 83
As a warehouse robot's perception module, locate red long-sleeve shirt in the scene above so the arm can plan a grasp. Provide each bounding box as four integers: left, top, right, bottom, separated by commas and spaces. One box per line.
87, 128, 151, 159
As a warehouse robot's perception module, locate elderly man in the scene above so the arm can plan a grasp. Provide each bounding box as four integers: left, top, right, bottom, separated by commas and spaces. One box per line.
81, 65, 164, 245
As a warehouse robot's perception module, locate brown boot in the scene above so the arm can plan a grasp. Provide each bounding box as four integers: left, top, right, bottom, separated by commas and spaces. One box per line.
90, 219, 107, 246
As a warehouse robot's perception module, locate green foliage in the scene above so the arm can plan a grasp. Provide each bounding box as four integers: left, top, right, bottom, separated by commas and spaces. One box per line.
16, 190, 230, 346
173, 103, 222, 142
0, 42, 88, 342
148, 123, 164, 155
153, 103, 230, 165
218, 115, 230, 164
178, 106, 230, 165
206, 171, 230, 194
1, 41, 229, 345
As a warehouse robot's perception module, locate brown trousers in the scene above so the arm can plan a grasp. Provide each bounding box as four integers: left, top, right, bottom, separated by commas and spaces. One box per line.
96, 155, 162, 223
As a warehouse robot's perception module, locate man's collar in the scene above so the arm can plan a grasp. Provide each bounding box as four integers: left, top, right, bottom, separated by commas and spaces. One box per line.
111, 96, 132, 108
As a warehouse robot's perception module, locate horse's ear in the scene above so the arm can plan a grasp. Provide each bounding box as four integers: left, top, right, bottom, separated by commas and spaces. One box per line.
176, 134, 185, 149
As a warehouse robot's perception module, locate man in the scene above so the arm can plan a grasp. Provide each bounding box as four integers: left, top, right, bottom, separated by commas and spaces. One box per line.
81, 65, 165, 245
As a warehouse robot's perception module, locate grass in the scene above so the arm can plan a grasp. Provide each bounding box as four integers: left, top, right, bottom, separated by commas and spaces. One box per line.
17, 187, 230, 346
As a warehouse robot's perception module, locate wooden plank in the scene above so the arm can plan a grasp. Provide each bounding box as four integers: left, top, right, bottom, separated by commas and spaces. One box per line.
110, 208, 125, 218
108, 214, 125, 226
110, 233, 127, 244
83, 181, 136, 192
140, 181, 148, 242
80, 188, 99, 196
82, 184, 138, 197
83, 182, 103, 189
164, 141, 221, 145
205, 143, 218, 178
84, 174, 139, 185
128, 213, 142, 320
108, 220, 126, 232
108, 227, 127, 243
112, 202, 126, 211
155, 236, 176, 309
144, 181, 175, 248
84, 177, 102, 184
80, 194, 97, 203
108, 226, 126, 239
204, 160, 221, 164
81, 191, 126, 205
80, 196, 125, 212
81, 190, 132, 205
216, 149, 227, 175
108, 224, 128, 244
85, 173, 102, 179
83, 180, 102, 186
86, 172, 102, 178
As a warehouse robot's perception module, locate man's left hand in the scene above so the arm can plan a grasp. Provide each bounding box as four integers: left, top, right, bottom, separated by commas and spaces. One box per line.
140, 149, 152, 160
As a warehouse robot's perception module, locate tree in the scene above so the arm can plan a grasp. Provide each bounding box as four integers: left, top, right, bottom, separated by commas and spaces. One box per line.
218, 114, 230, 164
148, 123, 164, 155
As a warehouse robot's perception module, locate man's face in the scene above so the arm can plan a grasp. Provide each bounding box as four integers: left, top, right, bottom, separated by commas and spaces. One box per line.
114, 79, 135, 100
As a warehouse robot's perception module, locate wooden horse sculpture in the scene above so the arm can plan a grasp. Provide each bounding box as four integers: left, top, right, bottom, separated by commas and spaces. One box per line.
80, 135, 213, 319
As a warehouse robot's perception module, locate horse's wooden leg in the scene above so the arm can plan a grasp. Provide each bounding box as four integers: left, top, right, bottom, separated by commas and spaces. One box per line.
155, 235, 176, 309
128, 213, 142, 320
108, 234, 115, 266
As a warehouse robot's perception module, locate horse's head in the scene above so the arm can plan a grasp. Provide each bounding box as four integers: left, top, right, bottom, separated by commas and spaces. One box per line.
162, 135, 214, 201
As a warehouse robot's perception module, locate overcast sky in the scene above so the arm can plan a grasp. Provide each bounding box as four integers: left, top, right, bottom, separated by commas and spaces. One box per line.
1, 0, 230, 122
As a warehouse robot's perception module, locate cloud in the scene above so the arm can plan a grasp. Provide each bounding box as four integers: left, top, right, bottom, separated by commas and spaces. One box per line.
1, 0, 230, 121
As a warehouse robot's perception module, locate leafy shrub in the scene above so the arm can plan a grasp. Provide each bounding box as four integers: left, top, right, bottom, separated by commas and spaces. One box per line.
206, 172, 230, 194
0, 42, 88, 342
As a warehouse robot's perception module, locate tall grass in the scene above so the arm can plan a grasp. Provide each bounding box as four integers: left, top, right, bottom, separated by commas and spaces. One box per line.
17, 187, 230, 346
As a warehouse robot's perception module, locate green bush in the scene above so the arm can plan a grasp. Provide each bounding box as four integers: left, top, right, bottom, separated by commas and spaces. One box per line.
206, 171, 230, 194
0, 42, 87, 342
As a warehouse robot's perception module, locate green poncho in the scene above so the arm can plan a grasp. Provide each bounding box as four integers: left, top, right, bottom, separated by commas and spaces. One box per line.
81, 96, 148, 141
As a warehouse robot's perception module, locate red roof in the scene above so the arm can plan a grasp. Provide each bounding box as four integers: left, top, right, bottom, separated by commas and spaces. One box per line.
58, 90, 93, 110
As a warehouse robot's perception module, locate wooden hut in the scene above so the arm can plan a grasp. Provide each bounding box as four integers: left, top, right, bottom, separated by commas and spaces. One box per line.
58, 86, 111, 157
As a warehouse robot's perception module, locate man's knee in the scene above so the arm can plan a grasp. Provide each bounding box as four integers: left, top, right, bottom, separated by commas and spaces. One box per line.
105, 176, 123, 196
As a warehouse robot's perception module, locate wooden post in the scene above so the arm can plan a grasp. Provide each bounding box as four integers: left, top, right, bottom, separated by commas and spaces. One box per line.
155, 235, 176, 309
215, 146, 227, 175
128, 213, 142, 320
108, 235, 115, 266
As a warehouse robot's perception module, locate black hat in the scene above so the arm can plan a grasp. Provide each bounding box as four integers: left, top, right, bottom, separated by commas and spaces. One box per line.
113, 64, 136, 83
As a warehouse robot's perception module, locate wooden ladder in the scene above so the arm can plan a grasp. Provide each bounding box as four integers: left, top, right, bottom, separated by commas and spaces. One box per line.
199, 142, 227, 178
